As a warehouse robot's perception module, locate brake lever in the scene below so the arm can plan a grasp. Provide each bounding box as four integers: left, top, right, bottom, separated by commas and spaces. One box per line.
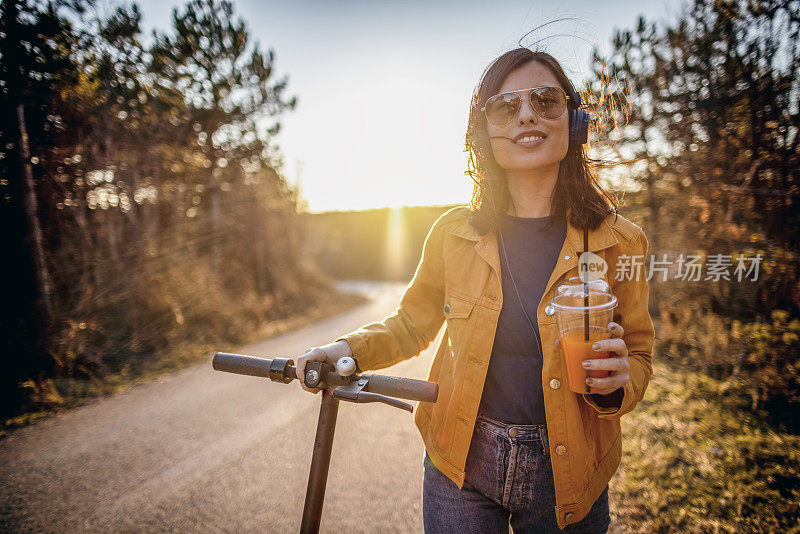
332, 379, 413, 413
352, 391, 413, 412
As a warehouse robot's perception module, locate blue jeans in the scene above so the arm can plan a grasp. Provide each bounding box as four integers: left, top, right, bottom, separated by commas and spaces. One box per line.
423, 414, 611, 533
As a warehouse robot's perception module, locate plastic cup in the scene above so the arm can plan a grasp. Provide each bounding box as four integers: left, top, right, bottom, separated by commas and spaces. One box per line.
551, 290, 618, 394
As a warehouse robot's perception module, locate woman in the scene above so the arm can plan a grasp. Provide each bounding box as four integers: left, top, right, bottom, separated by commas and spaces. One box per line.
296, 47, 655, 533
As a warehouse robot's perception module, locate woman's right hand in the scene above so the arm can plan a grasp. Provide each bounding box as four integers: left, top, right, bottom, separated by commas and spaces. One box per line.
295, 340, 354, 394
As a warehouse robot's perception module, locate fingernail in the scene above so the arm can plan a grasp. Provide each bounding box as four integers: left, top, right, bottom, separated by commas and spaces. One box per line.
592, 343, 600, 350
586, 378, 594, 385
582, 361, 591, 368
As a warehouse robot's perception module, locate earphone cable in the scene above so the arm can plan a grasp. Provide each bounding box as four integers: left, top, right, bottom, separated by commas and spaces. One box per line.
487, 180, 544, 360
497, 228, 544, 359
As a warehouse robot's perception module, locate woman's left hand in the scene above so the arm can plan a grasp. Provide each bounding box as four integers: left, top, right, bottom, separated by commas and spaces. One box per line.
584, 321, 629, 395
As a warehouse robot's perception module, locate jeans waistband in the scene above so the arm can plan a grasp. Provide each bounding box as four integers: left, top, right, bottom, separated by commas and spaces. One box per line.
475, 413, 548, 444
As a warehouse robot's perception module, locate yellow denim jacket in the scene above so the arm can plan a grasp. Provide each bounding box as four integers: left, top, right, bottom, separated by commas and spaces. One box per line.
337, 205, 655, 529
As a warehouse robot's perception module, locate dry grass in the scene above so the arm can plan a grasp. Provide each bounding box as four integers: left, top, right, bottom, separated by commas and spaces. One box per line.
609, 358, 800, 533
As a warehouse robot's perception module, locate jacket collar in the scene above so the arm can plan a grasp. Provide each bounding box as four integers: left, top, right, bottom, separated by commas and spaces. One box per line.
451, 207, 620, 252
450, 207, 620, 285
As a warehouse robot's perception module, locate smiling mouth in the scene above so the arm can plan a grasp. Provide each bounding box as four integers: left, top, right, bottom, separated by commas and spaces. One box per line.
515, 135, 546, 147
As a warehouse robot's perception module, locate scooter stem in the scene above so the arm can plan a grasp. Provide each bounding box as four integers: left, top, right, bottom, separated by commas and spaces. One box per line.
300, 389, 339, 534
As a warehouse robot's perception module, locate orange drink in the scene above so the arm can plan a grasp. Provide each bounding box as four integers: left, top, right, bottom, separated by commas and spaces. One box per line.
550, 288, 617, 394
559, 327, 612, 394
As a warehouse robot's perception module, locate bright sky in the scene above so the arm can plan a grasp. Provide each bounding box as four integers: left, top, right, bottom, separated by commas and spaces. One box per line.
133, 0, 686, 212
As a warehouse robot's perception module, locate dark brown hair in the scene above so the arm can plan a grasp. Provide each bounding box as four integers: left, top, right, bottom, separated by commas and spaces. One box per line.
465, 47, 620, 234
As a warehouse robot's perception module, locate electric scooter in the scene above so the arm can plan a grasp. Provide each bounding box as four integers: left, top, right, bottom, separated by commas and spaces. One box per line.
212, 352, 439, 534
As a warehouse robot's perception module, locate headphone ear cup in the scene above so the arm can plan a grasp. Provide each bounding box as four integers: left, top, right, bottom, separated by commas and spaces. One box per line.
567, 89, 589, 148
569, 108, 589, 147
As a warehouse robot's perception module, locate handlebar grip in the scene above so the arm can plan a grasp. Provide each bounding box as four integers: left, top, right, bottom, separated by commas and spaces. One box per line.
365, 374, 438, 403
213, 352, 272, 379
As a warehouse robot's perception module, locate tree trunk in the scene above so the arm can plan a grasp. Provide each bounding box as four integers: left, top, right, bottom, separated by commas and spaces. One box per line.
17, 103, 53, 325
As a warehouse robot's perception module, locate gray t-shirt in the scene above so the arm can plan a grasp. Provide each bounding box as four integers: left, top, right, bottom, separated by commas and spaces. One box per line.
477, 212, 567, 425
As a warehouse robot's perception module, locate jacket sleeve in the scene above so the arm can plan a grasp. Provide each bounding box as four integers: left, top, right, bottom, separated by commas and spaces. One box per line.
334, 211, 450, 372
582, 227, 655, 419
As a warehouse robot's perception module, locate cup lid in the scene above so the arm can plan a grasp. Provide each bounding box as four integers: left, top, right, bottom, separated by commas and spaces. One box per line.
550, 290, 617, 312
556, 277, 611, 296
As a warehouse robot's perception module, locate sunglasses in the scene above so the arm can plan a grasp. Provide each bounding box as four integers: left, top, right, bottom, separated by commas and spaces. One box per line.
481, 86, 571, 126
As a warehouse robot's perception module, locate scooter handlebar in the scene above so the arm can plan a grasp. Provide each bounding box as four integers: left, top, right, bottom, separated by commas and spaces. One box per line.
212, 352, 438, 403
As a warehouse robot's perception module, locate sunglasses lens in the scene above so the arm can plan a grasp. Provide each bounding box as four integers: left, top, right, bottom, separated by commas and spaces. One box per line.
485, 93, 520, 125
532, 87, 567, 119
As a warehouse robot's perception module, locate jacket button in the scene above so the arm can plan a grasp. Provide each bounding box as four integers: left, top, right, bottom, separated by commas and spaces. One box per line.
508, 427, 518, 437
556, 445, 567, 455
545, 304, 555, 316
549, 378, 561, 389
444, 304, 451, 315
565, 512, 574, 521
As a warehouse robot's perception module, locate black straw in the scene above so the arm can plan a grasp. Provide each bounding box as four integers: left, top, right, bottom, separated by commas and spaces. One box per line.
584, 227, 590, 394
583, 227, 589, 341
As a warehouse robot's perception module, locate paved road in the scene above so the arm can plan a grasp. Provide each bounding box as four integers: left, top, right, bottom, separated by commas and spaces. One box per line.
0, 281, 441, 533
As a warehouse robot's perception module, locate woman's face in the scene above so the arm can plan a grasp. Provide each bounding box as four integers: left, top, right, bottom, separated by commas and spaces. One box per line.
485, 61, 570, 173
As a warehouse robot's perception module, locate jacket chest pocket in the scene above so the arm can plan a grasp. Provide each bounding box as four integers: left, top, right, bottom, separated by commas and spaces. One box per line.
443, 291, 477, 359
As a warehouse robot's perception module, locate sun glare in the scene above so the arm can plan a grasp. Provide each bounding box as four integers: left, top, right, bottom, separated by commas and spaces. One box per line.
385, 207, 408, 279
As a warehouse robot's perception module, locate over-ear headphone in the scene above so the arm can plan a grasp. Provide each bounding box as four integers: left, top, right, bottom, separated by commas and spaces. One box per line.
567, 82, 589, 148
